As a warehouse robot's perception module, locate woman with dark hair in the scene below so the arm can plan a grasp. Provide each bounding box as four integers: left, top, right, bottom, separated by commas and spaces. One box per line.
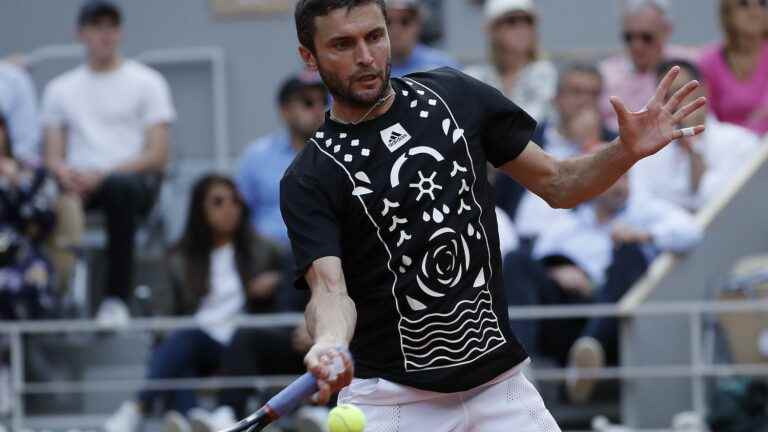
0, 113, 58, 321
699, 0, 768, 136
105, 173, 283, 432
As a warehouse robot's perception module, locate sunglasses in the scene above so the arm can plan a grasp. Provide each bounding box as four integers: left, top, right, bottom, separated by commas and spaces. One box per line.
496, 14, 535, 27
736, 0, 767, 8
623, 31, 656, 45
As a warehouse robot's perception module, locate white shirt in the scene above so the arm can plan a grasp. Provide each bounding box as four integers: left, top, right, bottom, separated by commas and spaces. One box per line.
632, 116, 760, 211
533, 195, 702, 285
41, 60, 176, 171
464, 60, 557, 123
195, 244, 245, 345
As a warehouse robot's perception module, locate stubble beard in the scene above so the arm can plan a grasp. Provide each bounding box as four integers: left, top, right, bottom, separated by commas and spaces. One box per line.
317, 60, 393, 109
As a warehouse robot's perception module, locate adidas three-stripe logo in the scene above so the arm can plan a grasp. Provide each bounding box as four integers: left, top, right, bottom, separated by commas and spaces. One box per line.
380, 123, 412, 153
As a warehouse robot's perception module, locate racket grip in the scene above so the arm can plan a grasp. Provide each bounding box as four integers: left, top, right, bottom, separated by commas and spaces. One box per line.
266, 372, 318, 417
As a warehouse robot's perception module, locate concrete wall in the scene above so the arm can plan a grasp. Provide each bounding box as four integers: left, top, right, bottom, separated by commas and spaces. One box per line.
621, 146, 768, 428
0, 0, 720, 161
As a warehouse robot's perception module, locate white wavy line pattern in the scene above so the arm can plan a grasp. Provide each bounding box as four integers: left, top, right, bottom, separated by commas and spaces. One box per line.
400, 288, 504, 370
401, 324, 502, 354
405, 336, 506, 369
400, 292, 492, 332
400, 285, 486, 324
400, 312, 496, 343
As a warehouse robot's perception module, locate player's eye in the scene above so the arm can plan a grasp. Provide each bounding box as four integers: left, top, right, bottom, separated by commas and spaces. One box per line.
333, 39, 353, 50
367, 31, 384, 43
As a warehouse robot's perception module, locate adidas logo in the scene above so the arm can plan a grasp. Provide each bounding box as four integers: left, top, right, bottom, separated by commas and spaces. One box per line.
380, 123, 412, 152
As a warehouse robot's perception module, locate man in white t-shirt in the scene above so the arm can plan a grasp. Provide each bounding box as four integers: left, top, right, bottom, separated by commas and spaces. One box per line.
633, 59, 761, 212
42, 0, 176, 325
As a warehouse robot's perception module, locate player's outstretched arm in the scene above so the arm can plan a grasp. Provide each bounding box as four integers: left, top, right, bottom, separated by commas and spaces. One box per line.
303, 256, 356, 404
499, 66, 706, 209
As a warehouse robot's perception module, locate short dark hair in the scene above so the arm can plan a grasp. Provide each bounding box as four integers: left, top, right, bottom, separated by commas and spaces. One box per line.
77, 0, 122, 28
295, 0, 387, 53
557, 62, 603, 94
657, 59, 702, 82
277, 73, 327, 105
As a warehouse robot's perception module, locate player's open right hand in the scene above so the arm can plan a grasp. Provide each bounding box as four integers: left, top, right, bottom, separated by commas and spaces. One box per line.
304, 342, 354, 404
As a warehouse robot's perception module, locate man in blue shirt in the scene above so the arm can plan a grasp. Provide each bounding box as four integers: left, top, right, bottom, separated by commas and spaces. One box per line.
236, 72, 327, 246
386, 0, 460, 77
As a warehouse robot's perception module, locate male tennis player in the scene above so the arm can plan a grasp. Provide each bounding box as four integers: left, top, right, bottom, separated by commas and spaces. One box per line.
280, 0, 705, 429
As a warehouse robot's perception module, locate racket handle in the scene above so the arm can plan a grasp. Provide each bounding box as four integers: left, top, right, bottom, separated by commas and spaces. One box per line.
266, 372, 318, 417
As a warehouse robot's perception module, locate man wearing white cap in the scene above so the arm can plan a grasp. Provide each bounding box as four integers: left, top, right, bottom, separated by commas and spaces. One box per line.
464, 0, 557, 122
385, 0, 460, 77
599, 0, 698, 131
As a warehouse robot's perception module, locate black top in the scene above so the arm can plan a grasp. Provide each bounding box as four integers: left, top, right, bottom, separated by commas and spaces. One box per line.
280, 67, 536, 392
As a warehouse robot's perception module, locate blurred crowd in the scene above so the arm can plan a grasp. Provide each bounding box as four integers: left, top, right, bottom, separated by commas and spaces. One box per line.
0, 0, 766, 431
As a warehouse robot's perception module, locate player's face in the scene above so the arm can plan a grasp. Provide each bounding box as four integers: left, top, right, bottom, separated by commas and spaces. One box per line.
387, 7, 422, 60
555, 72, 603, 123
728, 0, 768, 36
304, 3, 392, 108
622, 8, 669, 72
204, 183, 243, 238
280, 87, 328, 140
79, 18, 122, 62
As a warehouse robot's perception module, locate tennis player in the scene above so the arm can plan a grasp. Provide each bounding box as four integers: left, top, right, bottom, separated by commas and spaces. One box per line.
280, 0, 705, 430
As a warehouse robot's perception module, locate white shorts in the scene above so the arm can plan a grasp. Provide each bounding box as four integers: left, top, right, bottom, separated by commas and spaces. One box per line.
337, 362, 561, 432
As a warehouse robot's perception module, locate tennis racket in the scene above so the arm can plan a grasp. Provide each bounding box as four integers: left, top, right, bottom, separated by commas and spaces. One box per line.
218, 372, 319, 432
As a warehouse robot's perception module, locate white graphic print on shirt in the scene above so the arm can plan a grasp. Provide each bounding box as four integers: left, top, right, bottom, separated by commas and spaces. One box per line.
311, 78, 506, 372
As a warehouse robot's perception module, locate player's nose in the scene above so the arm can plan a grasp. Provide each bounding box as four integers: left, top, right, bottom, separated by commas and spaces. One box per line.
354, 40, 375, 66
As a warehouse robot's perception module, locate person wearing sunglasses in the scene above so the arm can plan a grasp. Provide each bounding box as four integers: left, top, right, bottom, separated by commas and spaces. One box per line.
236, 71, 328, 248
465, 0, 557, 123
385, 0, 460, 77
699, 0, 768, 136
599, 0, 698, 132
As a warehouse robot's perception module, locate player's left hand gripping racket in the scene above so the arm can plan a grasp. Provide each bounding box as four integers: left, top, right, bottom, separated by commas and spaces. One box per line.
219, 353, 349, 432
218, 372, 319, 432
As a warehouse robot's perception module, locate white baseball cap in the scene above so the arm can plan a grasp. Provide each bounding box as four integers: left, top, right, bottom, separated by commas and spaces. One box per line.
484, 0, 536, 23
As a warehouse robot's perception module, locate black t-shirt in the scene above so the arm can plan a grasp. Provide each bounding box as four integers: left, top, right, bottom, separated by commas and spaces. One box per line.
280, 67, 536, 392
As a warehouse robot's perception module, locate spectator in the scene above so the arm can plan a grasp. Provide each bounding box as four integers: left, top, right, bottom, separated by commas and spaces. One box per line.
237, 72, 326, 247
41, 0, 176, 325
634, 59, 761, 211
699, 0, 768, 136
104, 174, 283, 432
0, 112, 57, 321
503, 63, 618, 239
0, 58, 41, 165
464, 0, 557, 122
504, 174, 701, 403
386, 0, 461, 77
599, 0, 698, 131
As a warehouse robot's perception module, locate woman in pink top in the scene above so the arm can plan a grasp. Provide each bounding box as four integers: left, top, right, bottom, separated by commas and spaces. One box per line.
699, 0, 768, 136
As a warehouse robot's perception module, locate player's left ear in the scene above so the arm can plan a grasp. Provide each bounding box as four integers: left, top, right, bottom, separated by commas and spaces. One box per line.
298, 46, 318, 71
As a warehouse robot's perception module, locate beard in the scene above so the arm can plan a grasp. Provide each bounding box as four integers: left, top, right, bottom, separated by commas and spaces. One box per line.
317, 60, 392, 109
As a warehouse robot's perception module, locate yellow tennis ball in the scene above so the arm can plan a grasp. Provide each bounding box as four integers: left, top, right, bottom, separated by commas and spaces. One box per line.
327, 404, 367, 432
